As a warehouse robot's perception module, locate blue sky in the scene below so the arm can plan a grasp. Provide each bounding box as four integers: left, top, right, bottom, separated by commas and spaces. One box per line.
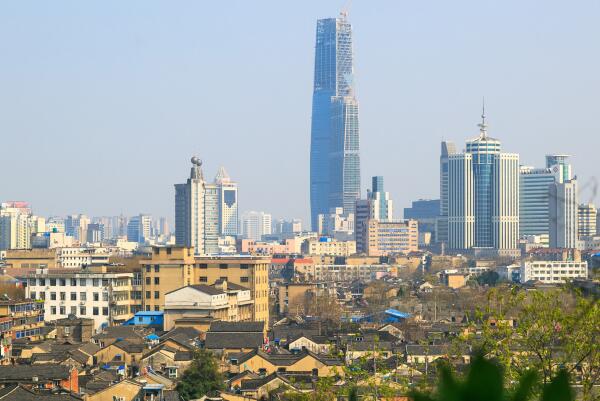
1, 0, 599, 225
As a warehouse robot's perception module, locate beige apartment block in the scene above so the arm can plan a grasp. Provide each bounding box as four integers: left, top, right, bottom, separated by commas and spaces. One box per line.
141, 246, 269, 324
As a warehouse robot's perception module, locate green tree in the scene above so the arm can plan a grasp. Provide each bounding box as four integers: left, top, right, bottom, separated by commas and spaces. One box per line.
462, 287, 600, 400
411, 353, 573, 401
176, 349, 224, 400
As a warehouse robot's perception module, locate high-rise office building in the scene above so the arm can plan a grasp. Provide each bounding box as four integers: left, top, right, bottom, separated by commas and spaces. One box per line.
241, 211, 272, 241
448, 109, 519, 255
310, 12, 360, 230
65, 214, 90, 243
213, 167, 239, 237
519, 166, 559, 238
127, 214, 152, 243
546, 154, 572, 183
437, 141, 456, 244
175, 159, 239, 255
175, 157, 206, 255
86, 223, 105, 243
549, 179, 578, 248
355, 177, 394, 253
577, 203, 597, 238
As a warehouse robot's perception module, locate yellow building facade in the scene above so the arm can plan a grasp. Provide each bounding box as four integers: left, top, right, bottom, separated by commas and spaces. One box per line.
141, 246, 269, 324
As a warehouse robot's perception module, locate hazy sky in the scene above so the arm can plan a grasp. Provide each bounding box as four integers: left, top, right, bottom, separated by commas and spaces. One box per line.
1, 0, 599, 226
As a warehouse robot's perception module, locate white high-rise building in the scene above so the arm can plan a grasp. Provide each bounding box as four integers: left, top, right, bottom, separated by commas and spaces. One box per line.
0, 201, 45, 250
214, 167, 239, 237
549, 179, 578, 248
448, 153, 474, 250
355, 176, 394, 253
447, 108, 520, 254
241, 211, 272, 241
175, 158, 239, 255
175, 157, 206, 255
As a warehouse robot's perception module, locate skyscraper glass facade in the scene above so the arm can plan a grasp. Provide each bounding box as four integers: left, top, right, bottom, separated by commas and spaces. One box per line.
310, 14, 360, 230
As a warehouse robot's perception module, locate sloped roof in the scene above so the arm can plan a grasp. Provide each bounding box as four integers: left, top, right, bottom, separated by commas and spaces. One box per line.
205, 332, 263, 350
209, 321, 264, 333
0, 364, 71, 382
0, 385, 82, 400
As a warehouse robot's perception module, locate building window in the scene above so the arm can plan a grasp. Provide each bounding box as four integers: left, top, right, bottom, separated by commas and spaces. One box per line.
102, 307, 109, 316
154, 306, 160, 311
199, 276, 207, 283
38, 278, 46, 286
240, 264, 249, 270
51, 306, 56, 315
219, 264, 227, 269
50, 279, 56, 286
60, 292, 66, 301
70, 278, 77, 286
80, 292, 87, 301
154, 265, 160, 272
70, 292, 77, 301
59, 279, 66, 286
146, 266, 151, 273
79, 278, 87, 286
93, 279, 100, 286
93, 307, 99, 315
241, 277, 249, 283
59, 306, 66, 315
102, 279, 109, 286
145, 305, 151, 311
93, 293, 99, 301
145, 277, 151, 285
102, 292, 109, 301
50, 292, 57, 300
199, 264, 207, 269
80, 306, 86, 315
70, 306, 77, 315
154, 277, 160, 285
154, 291, 159, 299
30, 291, 36, 300
145, 291, 151, 299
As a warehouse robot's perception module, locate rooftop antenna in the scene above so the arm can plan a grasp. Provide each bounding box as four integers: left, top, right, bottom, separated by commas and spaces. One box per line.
478, 97, 488, 138
340, 0, 351, 18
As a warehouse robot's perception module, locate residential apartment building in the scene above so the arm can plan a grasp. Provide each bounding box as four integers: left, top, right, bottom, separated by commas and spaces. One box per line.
520, 260, 588, 284
277, 283, 317, 315
317, 207, 354, 241
163, 280, 253, 330
578, 203, 597, 238
313, 263, 392, 282
241, 211, 272, 241
22, 266, 138, 330
140, 246, 269, 324
355, 176, 393, 253
0, 298, 44, 341
303, 237, 356, 256
2, 249, 58, 269
549, 179, 578, 248
57, 247, 110, 268
358, 219, 418, 256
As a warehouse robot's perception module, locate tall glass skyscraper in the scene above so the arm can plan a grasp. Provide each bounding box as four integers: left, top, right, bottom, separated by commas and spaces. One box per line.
310, 13, 360, 230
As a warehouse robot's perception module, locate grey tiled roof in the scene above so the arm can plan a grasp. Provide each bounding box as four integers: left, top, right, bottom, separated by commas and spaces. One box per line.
205, 332, 264, 349
0, 364, 71, 382
209, 321, 264, 333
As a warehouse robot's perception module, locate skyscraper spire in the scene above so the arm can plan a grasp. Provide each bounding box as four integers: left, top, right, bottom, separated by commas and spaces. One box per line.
478, 97, 488, 138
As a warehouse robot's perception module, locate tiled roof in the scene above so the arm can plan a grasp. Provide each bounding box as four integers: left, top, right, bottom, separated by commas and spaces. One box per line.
205, 332, 264, 350
209, 321, 264, 333
0, 385, 82, 401
0, 364, 71, 382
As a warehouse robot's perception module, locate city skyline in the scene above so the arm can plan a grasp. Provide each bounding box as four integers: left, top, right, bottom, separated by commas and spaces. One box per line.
1, 1, 599, 224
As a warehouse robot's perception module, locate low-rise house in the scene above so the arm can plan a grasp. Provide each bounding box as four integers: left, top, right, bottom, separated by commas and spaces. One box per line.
54, 315, 94, 343
0, 384, 81, 401
84, 378, 143, 401
94, 340, 146, 373
227, 349, 343, 377
0, 364, 79, 393
159, 327, 200, 350
205, 322, 265, 355
345, 341, 394, 363
141, 343, 194, 379
404, 344, 470, 365
287, 335, 331, 354
92, 325, 148, 348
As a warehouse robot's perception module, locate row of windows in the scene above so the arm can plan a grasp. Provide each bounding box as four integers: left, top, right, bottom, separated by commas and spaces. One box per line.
29, 278, 110, 287
32, 291, 108, 302
49, 305, 108, 316
15, 328, 41, 339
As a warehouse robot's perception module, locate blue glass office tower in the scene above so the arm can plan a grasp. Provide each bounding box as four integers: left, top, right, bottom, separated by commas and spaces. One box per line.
310, 13, 360, 230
